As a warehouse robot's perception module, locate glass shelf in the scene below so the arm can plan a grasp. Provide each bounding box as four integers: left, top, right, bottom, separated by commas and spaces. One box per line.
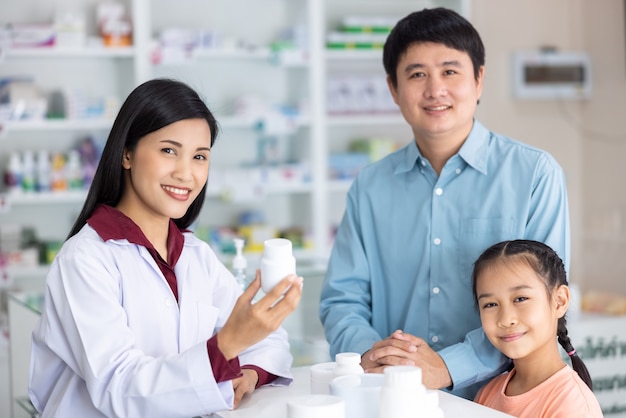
0, 118, 114, 133
5, 46, 134, 58
327, 113, 404, 126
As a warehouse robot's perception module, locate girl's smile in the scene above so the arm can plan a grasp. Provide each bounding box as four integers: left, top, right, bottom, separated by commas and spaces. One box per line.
476, 261, 564, 362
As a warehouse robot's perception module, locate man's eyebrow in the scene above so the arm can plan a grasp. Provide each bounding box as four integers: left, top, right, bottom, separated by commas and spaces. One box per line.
403, 60, 463, 74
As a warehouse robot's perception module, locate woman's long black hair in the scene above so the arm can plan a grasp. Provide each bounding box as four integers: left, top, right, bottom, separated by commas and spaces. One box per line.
67, 78, 219, 239
472, 239, 593, 389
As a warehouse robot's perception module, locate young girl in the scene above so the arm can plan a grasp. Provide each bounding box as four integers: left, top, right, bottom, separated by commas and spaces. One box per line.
472, 240, 602, 417
29, 79, 303, 417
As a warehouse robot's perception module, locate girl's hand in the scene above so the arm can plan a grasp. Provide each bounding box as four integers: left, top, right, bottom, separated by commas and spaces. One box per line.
217, 270, 303, 360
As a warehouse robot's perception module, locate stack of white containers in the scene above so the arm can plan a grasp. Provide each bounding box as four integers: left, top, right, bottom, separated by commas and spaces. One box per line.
304, 353, 445, 418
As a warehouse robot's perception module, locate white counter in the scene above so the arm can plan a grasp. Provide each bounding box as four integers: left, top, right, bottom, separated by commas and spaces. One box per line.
214, 366, 514, 418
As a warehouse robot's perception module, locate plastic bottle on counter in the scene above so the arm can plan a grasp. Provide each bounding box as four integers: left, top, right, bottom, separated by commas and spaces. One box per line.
333, 352, 364, 378
379, 366, 443, 418
232, 238, 248, 291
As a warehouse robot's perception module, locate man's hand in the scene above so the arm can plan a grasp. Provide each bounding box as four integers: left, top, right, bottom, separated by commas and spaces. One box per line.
232, 369, 258, 409
361, 330, 418, 372
363, 330, 453, 389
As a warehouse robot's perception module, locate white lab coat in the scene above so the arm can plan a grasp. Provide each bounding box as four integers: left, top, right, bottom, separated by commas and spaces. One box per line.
29, 224, 293, 418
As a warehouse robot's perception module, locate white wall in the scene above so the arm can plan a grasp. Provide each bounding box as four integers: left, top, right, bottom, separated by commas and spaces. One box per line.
471, 0, 626, 294
580, 1, 626, 294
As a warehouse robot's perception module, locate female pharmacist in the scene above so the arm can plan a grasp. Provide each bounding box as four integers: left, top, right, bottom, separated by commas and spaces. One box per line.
28, 78, 303, 417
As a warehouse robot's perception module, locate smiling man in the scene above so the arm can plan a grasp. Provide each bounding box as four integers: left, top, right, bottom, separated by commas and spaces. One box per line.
319, 7, 571, 400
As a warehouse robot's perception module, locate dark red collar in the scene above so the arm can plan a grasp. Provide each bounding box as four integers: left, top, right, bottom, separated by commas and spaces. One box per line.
87, 204, 184, 268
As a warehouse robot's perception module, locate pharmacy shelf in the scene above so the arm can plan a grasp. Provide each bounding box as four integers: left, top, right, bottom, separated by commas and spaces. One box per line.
0, 115, 309, 134
327, 113, 404, 126
4, 190, 87, 205
154, 47, 310, 68
4, 46, 135, 58
185, 47, 272, 61
218, 115, 310, 129
4, 179, 316, 207
0, 118, 114, 133
0, 0, 469, 264
325, 48, 383, 61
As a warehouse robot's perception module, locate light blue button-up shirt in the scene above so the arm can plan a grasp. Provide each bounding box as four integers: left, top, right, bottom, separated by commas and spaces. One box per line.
319, 119, 570, 399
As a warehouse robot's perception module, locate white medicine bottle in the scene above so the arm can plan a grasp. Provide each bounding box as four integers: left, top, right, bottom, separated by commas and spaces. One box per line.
333, 352, 364, 377
380, 366, 443, 418
259, 238, 296, 293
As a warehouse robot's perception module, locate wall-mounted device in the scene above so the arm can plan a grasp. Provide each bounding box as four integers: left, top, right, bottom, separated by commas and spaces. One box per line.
512, 50, 592, 100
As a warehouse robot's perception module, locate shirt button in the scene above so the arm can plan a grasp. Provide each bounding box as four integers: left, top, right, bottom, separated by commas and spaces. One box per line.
435, 188, 443, 196
421, 160, 426, 166
433, 287, 440, 294
433, 238, 441, 245
455, 168, 461, 174
431, 336, 439, 343
165, 298, 174, 307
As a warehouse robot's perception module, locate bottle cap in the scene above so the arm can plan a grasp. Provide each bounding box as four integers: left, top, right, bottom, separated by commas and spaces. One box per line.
262, 238, 293, 259
287, 395, 345, 418
335, 352, 361, 367
383, 366, 423, 390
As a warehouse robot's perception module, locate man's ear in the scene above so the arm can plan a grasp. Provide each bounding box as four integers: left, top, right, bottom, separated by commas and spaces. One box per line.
554, 284, 570, 319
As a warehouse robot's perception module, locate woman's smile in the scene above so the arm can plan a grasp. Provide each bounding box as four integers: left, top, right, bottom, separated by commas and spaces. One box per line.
162, 185, 192, 201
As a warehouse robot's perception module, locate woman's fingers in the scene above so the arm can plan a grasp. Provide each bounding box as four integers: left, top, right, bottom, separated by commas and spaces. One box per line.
218, 274, 303, 360
257, 274, 303, 310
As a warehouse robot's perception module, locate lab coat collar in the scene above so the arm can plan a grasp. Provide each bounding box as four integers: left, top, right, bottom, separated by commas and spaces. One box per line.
87, 204, 184, 267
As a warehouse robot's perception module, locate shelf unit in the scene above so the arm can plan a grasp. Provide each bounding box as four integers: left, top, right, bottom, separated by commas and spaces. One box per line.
1, 0, 469, 278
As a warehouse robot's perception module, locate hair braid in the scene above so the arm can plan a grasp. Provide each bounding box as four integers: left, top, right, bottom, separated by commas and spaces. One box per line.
558, 315, 593, 389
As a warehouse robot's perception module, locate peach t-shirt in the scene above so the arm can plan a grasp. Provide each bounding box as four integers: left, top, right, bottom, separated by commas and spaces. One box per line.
474, 365, 603, 418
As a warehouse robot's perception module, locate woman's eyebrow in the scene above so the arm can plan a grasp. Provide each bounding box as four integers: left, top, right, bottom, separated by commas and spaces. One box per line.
160, 139, 210, 152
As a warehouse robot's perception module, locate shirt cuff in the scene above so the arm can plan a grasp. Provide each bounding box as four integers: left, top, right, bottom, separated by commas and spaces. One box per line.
242, 365, 278, 388
207, 334, 242, 383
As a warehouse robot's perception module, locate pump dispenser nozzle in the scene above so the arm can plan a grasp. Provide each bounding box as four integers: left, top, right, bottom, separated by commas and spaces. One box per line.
232, 238, 248, 290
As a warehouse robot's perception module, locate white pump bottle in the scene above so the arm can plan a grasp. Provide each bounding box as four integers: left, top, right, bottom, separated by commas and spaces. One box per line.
232, 238, 248, 291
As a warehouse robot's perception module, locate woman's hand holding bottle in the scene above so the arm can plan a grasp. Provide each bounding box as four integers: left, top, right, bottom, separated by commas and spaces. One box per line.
217, 270, 303, 360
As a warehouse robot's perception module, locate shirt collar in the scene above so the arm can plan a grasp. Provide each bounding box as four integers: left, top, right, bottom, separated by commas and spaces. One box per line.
458, 119, 489, 175
87, 204, 184, 267
396, 119, 490, 175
